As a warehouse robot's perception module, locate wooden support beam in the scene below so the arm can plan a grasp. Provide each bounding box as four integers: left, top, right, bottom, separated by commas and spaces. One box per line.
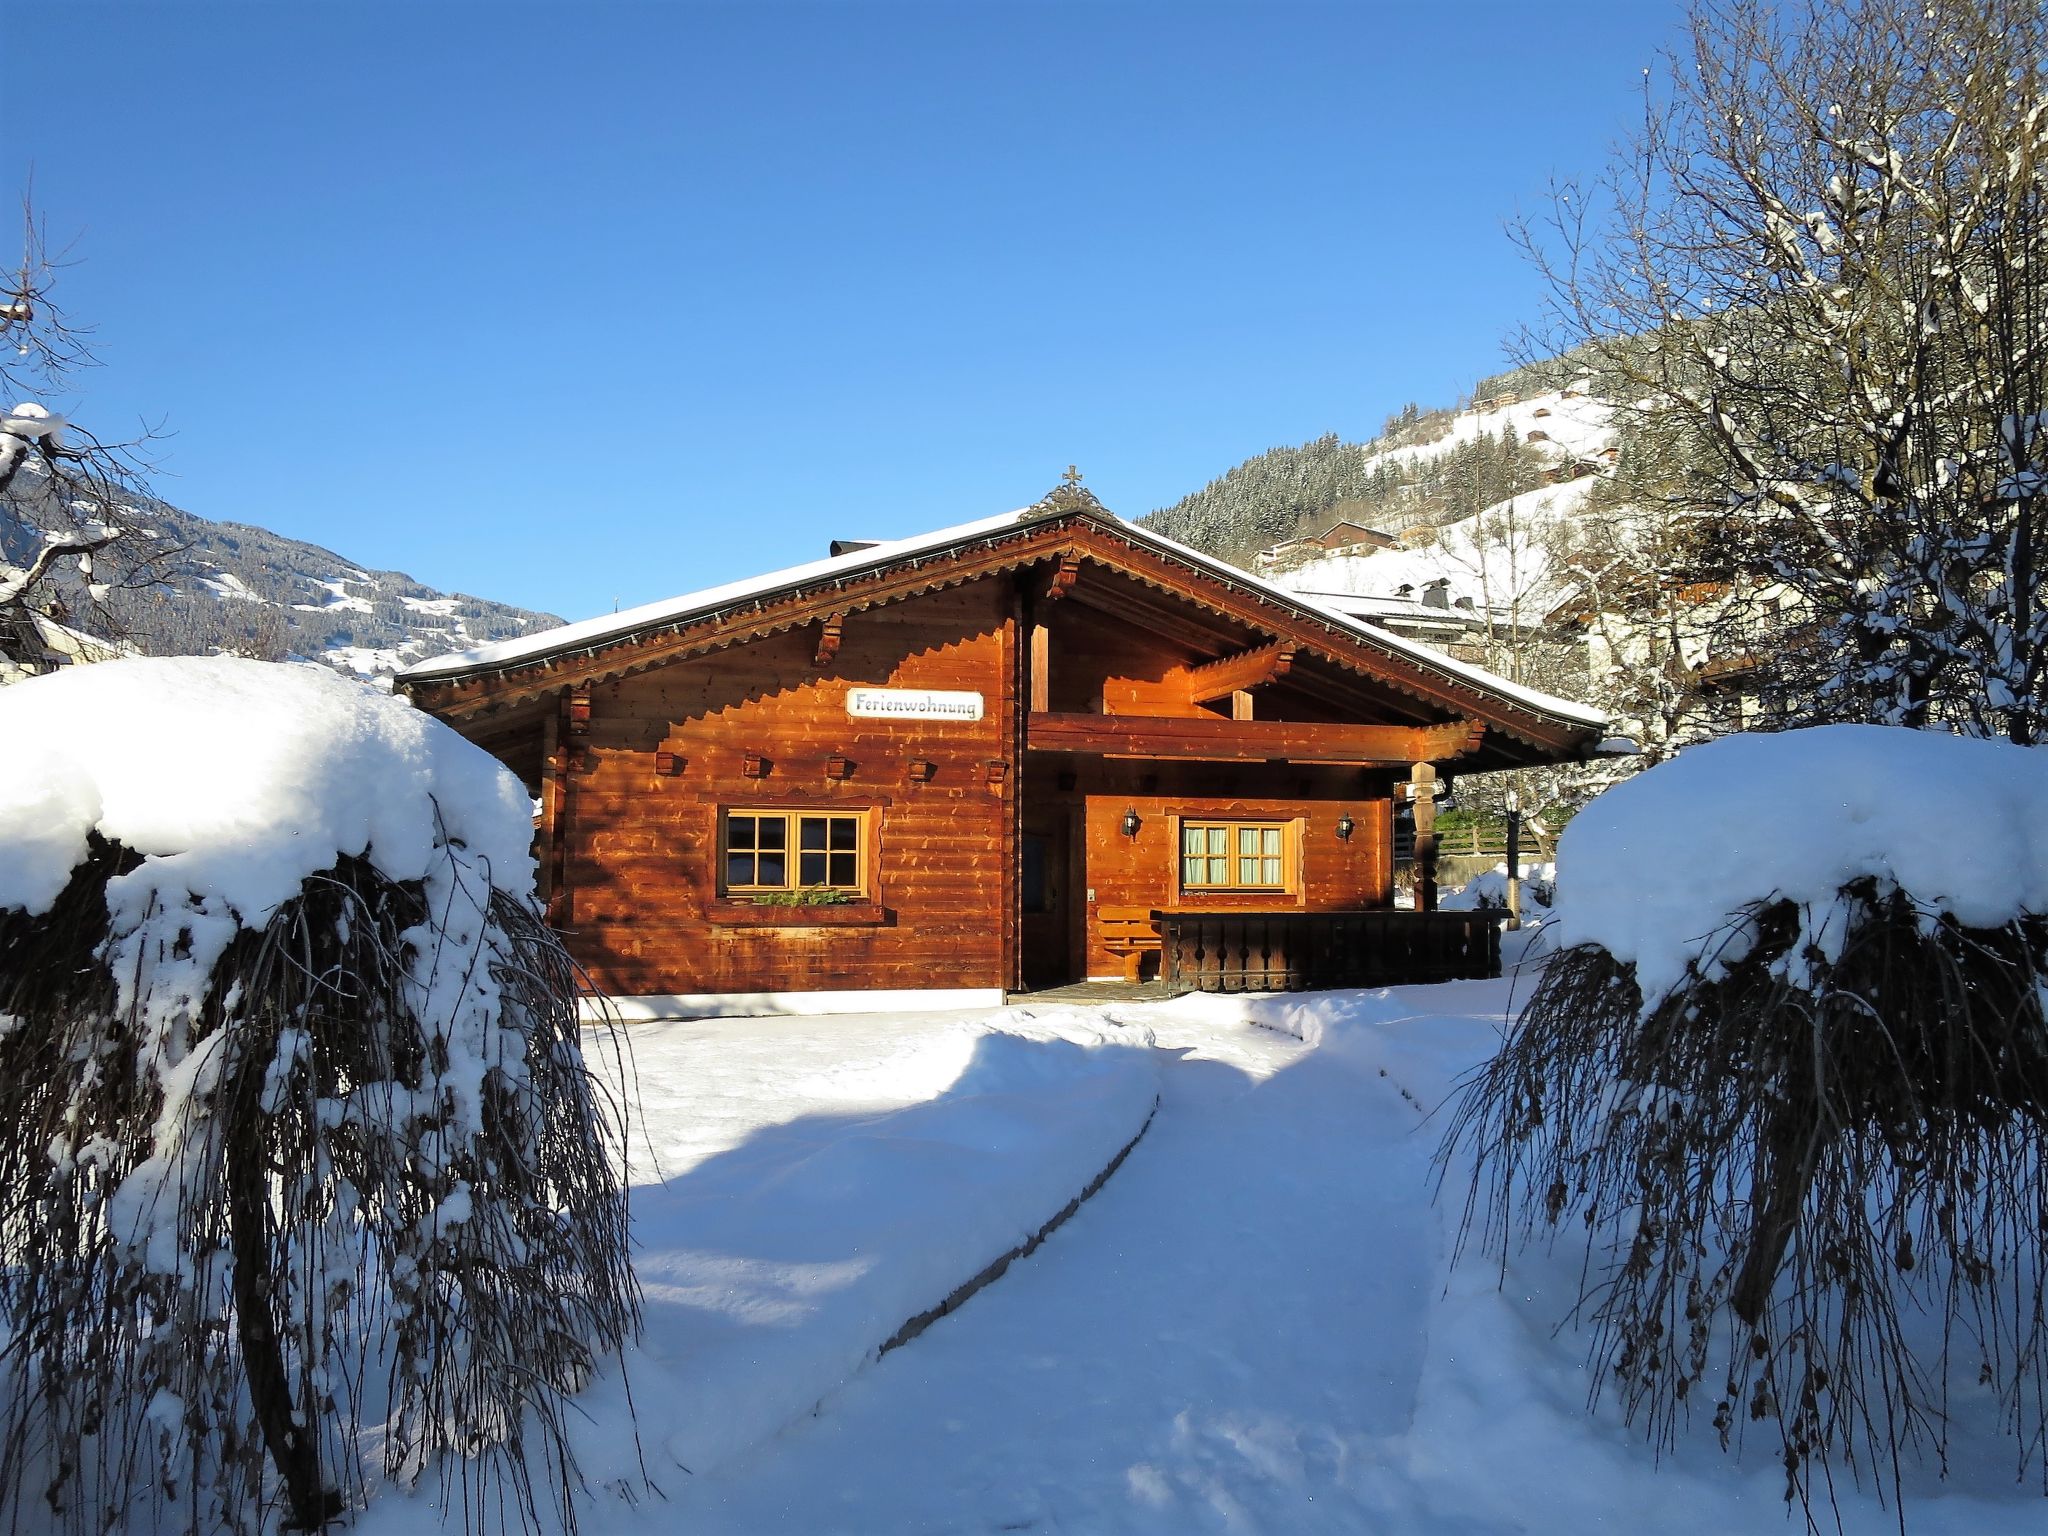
814, 612, 845, 667
1231, 690, 1254, 721
1068, 579, 1248, 655
1025, 712, 1486, 765
1184, 640, 1297, 704
1029, 622, 1050, 713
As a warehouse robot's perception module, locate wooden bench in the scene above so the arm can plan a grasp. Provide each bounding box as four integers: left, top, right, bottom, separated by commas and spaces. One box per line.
1098, 906, 1162, 983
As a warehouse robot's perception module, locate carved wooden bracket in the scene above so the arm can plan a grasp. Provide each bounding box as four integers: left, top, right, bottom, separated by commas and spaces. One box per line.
825, 754, 853, 780
1035, 549, 1082, 604
1184, 641, 1298, 704
654, 750, 683, 777
814, 613, 845, 668
906, 758, 936, 783
984, 759, 1010, 784
566, 690, 592, 736
741, 752, 769, 779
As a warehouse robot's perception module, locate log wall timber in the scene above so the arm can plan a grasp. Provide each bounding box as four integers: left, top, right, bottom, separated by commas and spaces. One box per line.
559, 582, 1011, 997
1025, 712, 1486, 765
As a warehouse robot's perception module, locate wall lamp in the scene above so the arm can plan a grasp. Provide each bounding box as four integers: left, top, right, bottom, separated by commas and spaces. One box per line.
1335, 812, 1356, 841
1120, 807, 1142, 837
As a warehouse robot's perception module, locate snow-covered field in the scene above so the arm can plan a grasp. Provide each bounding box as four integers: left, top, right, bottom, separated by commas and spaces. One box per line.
352, 954, 2044, 1536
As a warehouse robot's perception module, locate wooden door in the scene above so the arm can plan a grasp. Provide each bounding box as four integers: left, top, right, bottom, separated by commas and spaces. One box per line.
1020, 817, 1079, 988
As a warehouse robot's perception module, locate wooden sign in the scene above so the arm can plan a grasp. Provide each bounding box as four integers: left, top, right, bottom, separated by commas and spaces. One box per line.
846, 687, 985, 722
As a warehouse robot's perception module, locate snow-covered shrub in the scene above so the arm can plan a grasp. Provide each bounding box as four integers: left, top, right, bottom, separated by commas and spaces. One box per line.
0, 658, 636, 1535
1446, 726, 2048, 1520
1442, 861, 1556, 913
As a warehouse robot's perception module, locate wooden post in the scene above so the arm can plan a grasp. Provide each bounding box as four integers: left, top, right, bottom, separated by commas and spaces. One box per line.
544, 697, 574, 926
1029, 622, 1050, 714
1409, 762, 1440, 913
1505, 803, 1523, 931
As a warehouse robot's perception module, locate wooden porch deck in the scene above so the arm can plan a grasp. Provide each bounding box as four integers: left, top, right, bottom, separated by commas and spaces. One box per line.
1012, 910, 1503, 1001
1157, 909, 1501, 993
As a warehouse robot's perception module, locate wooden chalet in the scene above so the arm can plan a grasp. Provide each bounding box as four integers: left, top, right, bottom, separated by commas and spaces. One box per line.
398, 482, 1610, 1017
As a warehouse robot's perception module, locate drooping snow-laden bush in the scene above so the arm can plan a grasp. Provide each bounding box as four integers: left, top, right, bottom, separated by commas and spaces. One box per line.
0, 657, 637, 1536
1445, 727, 2048, 1524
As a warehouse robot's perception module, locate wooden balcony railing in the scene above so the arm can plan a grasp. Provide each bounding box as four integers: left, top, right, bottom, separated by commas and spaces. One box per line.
1155, 909, 1502, 993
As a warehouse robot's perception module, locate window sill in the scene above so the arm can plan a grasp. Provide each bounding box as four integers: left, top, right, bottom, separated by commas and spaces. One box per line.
1167, 892, 1308, 911
706, 900, 892, 928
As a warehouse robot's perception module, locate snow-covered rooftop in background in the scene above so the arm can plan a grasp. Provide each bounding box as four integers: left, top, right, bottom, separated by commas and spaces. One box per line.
1272, 474, 1600, 618
399, 506, 1609, 730
1555, 725, 2048, 1006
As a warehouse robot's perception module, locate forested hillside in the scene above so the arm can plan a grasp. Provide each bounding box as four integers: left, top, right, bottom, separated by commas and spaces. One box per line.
1141, 362, 1564, 562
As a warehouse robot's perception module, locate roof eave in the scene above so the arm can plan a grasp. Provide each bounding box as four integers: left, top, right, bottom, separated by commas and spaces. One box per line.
401, 506, 1610, 755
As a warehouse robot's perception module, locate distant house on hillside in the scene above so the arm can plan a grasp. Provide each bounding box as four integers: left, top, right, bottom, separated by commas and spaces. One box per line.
1541, 457, 1606, 485
401, 487, 1609, 1014
1253, 516, 1400, 575
0, 594, 130, 686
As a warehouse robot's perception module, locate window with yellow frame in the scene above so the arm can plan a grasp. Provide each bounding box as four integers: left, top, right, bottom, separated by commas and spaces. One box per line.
1179, 819, 1295, 893
722, 808, 868, 895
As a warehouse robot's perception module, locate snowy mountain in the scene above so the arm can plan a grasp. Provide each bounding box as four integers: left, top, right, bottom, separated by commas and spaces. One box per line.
0, 484, 561, 679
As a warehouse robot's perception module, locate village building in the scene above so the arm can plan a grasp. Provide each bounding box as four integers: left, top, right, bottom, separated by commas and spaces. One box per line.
1252, 514, 1400, 575
398, 481, 1610, 1017
0, 596, 132, 686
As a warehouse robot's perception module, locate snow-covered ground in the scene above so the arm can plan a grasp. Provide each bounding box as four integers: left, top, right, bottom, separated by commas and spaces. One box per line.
1366, 386, 1615, 477
353, 960, 2043, 1536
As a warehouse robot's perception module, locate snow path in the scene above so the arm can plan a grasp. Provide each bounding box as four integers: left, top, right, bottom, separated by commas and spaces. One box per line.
352, 976, 2044, 1535
676, 1006, 1438, 1534
560, 1007, 1162, 1483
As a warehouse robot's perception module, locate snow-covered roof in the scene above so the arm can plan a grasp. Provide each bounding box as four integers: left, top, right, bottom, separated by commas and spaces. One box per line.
400, 508, 1027, 682
399, 506, 1609, 733
1287, 589, 1482, 635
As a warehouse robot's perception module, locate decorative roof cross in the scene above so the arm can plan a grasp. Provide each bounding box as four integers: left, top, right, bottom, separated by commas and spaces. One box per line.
1022, 463, 1108, 522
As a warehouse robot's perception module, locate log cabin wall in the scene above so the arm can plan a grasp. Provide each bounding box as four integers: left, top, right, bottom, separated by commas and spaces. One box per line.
556, 579, 1014, 997
1020, 758, 1393, 984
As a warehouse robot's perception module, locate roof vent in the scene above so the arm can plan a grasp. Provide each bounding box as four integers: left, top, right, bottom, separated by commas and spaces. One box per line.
829, 539, 879, 557
1422, 578, 1451, 609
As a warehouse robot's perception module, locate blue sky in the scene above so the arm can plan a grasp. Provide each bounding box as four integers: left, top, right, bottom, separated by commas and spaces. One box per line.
17, 1, 1681, 622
